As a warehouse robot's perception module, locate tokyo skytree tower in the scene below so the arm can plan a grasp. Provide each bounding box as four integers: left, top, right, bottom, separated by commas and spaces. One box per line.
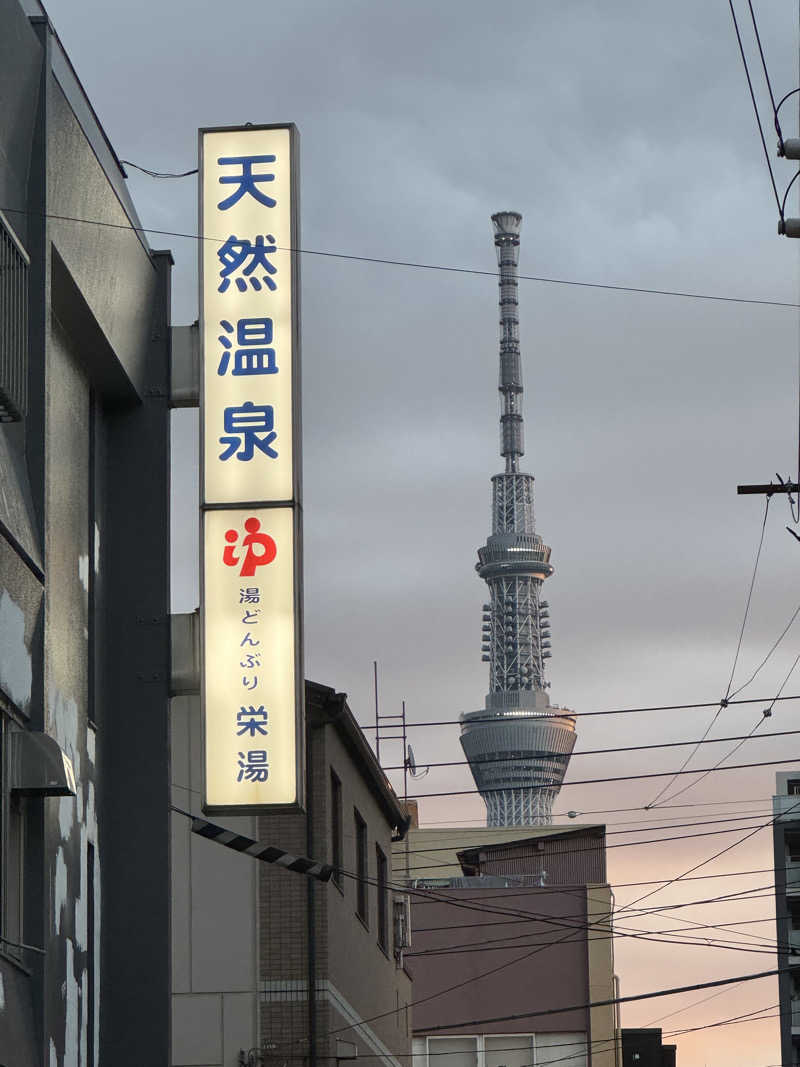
459, 212, 577, 827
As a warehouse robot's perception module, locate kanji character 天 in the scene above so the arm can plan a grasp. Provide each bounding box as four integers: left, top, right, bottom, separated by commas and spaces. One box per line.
219, 403, 278, 462
218, 234, 277, 292
236, 705, 269, 737
217, 155, 277, 210
237, 750, 269, 782
217, 318, 277, 377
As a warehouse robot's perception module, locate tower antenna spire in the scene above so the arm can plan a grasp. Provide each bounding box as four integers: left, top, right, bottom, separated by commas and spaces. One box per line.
459, 212, 577, 827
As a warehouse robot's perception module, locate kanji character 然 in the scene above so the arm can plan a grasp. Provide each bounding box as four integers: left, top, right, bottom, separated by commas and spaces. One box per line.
218, 235, 277, 292
219, 403, 278, 462
217, 155, 276, 210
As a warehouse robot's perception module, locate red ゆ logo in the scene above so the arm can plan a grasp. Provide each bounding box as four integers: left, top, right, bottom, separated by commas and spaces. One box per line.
222, 517, 277, 577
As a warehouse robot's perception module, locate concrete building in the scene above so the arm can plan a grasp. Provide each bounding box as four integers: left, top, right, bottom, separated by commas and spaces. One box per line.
772, 771, 800, 1067
393, 825, 619, 1067
171, 664, 413, 1067
0, 1, 172, 1063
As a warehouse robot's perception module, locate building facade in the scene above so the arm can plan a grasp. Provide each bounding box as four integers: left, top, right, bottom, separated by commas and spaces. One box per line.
393, 825, 618, 1067
171, 669, 413, 1067
0, 1, 172, 1064
772, 771, 800, 1067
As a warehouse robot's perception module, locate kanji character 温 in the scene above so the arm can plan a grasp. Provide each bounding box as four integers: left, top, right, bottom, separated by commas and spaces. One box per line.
217, 318, 277, 377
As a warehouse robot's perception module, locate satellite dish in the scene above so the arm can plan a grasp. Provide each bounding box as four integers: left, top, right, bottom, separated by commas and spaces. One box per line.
406, 745, 416, 775
406, 745, 429, 779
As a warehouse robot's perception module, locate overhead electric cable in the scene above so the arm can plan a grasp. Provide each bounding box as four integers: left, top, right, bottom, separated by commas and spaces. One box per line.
645, 495, 771, 808
656, 652, 800, 806
727, 0, 783, 216
1, 201, 798, 309
357, 692, 800, 730
379, 725, 800, 772
401, 753, 800, 800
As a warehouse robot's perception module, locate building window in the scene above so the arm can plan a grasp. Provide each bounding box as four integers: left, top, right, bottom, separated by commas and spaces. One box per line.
355, 808, 367, 924
330, 771, 342, 889
426, 1037, 477, 1067
0, 213, 29, 423
789, 780, 800, 796
376, 845, 388, 950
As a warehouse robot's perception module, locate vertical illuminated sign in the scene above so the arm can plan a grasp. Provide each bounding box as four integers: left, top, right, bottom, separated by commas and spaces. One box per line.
200, 125, 303, 812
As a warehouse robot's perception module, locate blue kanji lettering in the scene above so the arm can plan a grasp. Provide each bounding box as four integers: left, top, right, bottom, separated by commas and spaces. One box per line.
218, 235, 277, 292
237, 750, 269, 782
217, 155, 276, 210
236, 705, 269, 737
219, 402, 278, 462
217, 318, 277, 377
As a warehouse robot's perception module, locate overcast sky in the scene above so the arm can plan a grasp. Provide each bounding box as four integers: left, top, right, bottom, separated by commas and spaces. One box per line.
40, 1, 800, 1062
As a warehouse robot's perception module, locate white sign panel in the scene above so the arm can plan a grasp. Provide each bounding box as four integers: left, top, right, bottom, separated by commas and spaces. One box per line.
200, 125, 302, 812
203, 508, 296, 807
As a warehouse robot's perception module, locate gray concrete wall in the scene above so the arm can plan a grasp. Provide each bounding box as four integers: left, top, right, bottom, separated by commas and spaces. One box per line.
171, 695, 259, 1067
0, 5, 171, 1065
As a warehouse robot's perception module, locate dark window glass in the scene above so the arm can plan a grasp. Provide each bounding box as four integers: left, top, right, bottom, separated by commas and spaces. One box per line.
355, 809, 367, 923
331, 771, 342, 888
376, 845, 388, 950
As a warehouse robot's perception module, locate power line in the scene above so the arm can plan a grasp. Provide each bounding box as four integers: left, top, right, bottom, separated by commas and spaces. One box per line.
655, 653, 800, 807
356, 692, 800, 730
1, 201, 798, 310
645, 495, 772, 808
417, 966, 784, 1034
401, 753, 800, 800
379, 726, 800, 773
727, 0, 783, 216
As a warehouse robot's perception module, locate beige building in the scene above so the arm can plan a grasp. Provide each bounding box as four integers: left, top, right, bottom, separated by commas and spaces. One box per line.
171, 662, 412, 1067
393, 823, 619, 1067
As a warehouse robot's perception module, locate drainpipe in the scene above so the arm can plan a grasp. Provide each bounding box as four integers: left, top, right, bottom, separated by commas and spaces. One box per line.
307, 715, 317, 1067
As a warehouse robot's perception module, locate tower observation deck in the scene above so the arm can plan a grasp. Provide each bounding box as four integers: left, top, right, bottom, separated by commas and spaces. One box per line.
459, 212, 576, 827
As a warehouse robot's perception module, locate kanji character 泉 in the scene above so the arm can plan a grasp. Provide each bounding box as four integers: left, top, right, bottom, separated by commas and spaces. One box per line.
242, 675, 259, 691
236, 705, 269, 737
240, 653, 262, 669
239, 587, 260, 604
240, 632, 260, 648
219, 403, 278, 462
217, 155, 276, 210
217, 318, 277, 377
237, 750, 269, 783
241, 608, 261, 625
218, 234, 277, 292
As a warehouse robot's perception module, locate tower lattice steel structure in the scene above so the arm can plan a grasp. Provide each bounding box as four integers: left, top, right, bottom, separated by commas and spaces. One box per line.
459, 212, 576, 827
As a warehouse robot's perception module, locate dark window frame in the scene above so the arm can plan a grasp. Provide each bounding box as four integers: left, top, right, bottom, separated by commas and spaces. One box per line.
330, 770, 343, 890
376, 843, 388, 951
354, 808, 368, 925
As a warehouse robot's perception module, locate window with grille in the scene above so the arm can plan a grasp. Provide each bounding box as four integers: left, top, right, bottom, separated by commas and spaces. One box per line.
0, 213, 29, 423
